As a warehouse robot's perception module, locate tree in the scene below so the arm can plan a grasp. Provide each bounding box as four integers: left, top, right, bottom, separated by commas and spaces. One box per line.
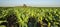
23, 4, 27, 8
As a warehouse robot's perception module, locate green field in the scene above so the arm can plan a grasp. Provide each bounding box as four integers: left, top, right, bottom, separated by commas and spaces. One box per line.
0, 7, 60, 27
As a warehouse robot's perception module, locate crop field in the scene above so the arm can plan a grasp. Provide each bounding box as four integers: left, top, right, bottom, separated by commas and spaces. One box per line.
0, 7, 60, 27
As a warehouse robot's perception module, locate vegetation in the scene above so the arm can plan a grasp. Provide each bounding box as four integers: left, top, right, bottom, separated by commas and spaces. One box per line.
0, 7, 60, 27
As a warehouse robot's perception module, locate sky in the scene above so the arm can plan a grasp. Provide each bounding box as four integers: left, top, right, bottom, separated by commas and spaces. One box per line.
0, 0, 60, 7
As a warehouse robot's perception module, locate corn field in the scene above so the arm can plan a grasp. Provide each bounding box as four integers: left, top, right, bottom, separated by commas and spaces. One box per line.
0, 7, 60, 27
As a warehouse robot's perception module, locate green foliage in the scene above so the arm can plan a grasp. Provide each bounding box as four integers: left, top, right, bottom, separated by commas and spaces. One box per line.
0, 7, 60, 27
